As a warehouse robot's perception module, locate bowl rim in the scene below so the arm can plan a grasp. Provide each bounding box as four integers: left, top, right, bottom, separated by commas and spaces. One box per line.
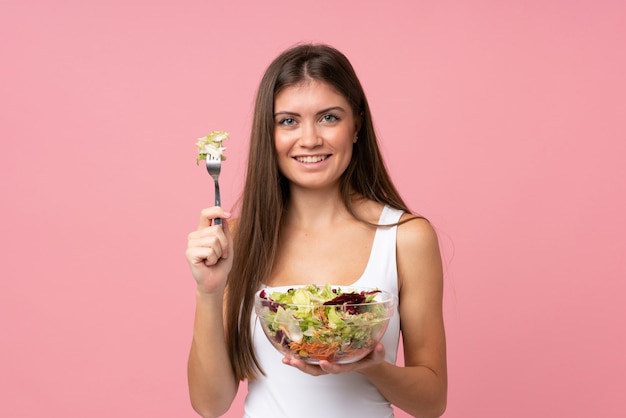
255, 284, 396, 307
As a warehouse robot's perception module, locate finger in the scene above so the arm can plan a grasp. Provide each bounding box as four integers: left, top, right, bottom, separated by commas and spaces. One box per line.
198, 207, 232, 229
370, 343, 386, 361
188, 235, 225, 266
318, 360, 348, 374
318, 344, 386, 374
282, 357, 327, 376
185, 246, 220, 267
188, 222, 232, 257
188, 232, 224, 254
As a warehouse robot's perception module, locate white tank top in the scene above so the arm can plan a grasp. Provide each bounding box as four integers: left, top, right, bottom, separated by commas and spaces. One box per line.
244, 206, 403, 418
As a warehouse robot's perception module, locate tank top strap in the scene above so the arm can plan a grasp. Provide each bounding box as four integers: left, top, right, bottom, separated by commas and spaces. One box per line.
355, 205, 404, 290
379, 205, 404, 225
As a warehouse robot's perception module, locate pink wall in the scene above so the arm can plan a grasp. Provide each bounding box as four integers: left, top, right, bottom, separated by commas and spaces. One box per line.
2, 1, 625, 417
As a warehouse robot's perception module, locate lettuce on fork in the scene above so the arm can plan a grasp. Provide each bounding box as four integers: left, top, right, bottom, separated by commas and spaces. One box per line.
196, 130, 228, 164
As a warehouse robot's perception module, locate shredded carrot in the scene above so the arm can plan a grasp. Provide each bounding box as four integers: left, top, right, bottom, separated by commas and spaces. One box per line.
288, 338, 373, 362
284, 306, 375, 361
316, 306, 327, 323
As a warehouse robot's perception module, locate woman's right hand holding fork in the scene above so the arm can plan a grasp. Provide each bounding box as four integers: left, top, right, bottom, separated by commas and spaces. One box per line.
186, 206, 233, 295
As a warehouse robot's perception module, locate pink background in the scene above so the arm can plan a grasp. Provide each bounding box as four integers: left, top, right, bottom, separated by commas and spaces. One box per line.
2, 1, 625, 417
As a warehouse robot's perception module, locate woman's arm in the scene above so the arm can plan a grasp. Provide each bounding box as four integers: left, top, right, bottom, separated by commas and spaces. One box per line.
186, 208, 239, 418
188, 292, 239, 418
359, 217, 447, 417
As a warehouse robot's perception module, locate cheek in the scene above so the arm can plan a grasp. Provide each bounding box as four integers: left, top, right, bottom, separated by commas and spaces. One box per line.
336, 141, 354, 167
273, 131, 295, 154
273, 138, 287, 155
273, 138, 291, 170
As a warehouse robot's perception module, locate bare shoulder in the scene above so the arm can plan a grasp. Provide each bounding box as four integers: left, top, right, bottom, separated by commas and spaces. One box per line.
396, 214, 443, 291
397, 214, 440, 252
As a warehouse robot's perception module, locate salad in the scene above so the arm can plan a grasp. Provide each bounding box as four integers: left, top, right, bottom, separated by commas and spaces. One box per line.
256, 284, 393, 363
195, 130, 228, 164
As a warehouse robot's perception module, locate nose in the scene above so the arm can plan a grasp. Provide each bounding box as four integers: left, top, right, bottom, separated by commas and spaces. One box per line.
299, 123, 322, 148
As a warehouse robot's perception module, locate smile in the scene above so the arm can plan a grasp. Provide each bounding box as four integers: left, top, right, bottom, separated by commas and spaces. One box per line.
294, 155, 329, 163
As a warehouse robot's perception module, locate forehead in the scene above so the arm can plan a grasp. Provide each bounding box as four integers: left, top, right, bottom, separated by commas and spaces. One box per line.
274, 80, 349, 110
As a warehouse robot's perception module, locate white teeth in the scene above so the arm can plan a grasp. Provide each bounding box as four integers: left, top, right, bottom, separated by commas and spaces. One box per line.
296, 155, 327, 163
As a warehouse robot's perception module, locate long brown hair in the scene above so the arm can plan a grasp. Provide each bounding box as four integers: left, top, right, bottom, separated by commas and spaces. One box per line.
225, 43, 411, 380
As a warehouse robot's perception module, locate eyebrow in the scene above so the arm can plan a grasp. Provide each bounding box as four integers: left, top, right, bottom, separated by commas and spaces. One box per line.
273, 106, 347, 118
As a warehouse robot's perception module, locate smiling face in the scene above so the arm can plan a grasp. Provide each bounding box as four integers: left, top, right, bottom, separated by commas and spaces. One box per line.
273, 79, 360, 192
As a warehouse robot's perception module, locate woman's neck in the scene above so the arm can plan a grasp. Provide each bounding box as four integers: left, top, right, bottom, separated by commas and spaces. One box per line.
283, 186, 352, 229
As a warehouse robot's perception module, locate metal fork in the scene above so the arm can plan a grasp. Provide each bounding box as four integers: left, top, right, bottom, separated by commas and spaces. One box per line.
205, 156, 222, 226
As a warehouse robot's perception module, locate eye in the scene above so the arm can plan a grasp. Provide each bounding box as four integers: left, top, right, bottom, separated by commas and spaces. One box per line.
278, 117, 297, 126
321, 114, 339, 123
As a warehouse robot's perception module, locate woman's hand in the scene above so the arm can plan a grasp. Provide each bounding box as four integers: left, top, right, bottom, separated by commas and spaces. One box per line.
185, 207, 233, 294
281, 343, 386, 376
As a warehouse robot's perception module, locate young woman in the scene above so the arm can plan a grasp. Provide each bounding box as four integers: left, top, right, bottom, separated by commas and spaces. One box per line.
186, 43, 447, 418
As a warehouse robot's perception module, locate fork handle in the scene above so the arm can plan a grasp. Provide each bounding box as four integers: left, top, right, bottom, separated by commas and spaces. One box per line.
213, 178, 222, 226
